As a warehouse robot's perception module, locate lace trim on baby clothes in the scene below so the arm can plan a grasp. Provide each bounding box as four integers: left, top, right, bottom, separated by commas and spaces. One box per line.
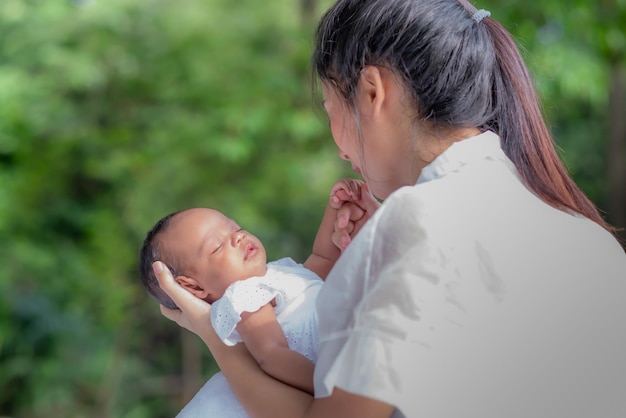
270, 257, 298, 267
210, 279, 285, 346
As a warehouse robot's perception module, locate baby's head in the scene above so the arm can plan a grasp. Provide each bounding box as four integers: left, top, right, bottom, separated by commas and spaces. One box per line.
139, 208, 267, 308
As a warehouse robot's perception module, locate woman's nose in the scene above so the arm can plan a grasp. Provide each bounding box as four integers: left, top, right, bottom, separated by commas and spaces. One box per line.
338, 150, 350, 161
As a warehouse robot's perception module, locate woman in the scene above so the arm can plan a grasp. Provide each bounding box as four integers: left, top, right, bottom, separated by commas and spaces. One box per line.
153, 1, 626, 417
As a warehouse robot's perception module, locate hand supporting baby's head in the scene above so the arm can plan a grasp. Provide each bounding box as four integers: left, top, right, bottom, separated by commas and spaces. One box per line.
139, 211, 183, 310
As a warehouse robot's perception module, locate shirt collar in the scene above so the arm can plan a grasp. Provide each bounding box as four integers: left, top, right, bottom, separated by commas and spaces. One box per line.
417, 131, 509, 184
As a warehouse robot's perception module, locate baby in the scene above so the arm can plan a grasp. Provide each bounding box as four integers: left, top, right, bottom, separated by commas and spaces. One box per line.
138, 179, 379, 400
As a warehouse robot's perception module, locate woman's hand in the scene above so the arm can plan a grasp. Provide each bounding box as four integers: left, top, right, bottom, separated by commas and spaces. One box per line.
152, 261, 213, 343
329, 180, 380, 250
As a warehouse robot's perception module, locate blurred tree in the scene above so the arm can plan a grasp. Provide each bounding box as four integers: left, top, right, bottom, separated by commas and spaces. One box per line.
0, 0, 344, 416
0, 0, 622, 417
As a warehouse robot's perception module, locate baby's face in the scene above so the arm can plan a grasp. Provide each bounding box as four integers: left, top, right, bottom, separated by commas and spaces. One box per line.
162, 208, 267, 302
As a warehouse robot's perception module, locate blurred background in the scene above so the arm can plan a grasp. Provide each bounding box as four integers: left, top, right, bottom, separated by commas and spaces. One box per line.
0, 0, 624, 417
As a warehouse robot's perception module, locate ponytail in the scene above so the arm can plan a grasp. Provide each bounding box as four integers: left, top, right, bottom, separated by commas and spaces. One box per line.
484, 18, 619, 236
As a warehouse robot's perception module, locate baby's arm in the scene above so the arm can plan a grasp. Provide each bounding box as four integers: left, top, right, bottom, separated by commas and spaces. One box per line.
303, 201, 343, 280
236, 303, 315, 395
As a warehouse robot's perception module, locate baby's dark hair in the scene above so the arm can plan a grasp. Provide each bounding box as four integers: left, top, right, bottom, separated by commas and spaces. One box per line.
138, 211, 184, 309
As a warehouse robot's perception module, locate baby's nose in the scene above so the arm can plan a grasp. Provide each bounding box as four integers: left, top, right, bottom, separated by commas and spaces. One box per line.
231, 230, 245, 246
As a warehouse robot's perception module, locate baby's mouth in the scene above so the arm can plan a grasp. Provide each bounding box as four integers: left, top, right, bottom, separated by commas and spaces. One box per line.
244, 244, 256, 261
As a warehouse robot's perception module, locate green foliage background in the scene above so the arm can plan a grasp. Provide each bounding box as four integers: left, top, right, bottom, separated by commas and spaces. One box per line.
0, 0, 624, 417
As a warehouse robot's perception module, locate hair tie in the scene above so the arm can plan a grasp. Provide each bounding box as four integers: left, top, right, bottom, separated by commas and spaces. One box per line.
472, 9, 491, 23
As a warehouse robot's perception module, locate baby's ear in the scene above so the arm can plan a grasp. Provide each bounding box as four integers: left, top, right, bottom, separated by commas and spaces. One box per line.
174, 275, 210, 299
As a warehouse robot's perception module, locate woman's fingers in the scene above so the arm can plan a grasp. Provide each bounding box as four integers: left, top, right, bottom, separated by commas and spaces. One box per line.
152, 261, 173, 286
160, 304, 182, 324
152, 261, 190, 306
332, 228, 351, 251
332, 219, 350, 250
333, 203, 364, 250
336, 206, 350, 229
153, 261, 212, 334
153, 261, 190, 327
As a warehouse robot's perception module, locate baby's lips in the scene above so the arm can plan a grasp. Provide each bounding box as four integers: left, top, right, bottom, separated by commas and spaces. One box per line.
244, 243, 256, 261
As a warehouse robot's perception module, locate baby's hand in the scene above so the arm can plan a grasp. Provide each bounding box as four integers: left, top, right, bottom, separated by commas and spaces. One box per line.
329, 178, 367, 209
329, 179, 380, 250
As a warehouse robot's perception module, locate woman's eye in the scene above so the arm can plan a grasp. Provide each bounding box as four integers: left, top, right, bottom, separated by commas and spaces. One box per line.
211, 244, 222, 255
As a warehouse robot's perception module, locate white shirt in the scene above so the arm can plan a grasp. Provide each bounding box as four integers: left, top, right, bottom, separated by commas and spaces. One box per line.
314, 131, 626, 418
211, 257, 323, 361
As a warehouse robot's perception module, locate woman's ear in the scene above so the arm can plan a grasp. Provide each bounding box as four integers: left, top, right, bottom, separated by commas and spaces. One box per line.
358, 66, 386, 118
174, 275, 210, 299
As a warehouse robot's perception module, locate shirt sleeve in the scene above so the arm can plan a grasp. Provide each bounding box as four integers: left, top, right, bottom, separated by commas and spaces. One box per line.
314, 187, 456, 415
210, 278, 286, 346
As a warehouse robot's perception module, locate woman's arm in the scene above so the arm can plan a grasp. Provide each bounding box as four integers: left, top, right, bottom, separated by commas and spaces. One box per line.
236, 303, 315, 394
153, 261, 395, 418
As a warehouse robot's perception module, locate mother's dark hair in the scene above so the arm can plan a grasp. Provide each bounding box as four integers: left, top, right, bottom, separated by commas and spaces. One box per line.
313, 0, 617, 235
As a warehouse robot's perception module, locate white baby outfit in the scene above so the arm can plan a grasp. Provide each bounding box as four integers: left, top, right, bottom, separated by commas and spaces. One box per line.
177, 257, 323, 418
